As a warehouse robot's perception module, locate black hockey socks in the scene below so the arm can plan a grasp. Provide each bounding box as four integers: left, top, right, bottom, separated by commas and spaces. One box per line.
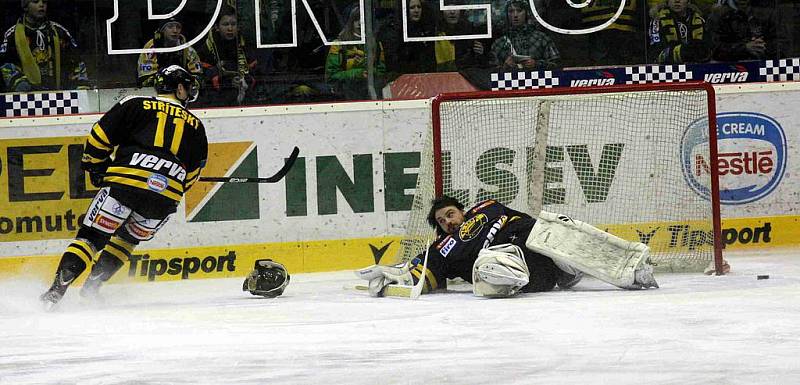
40, 246, 90, 309
80, 236, 135, 298
50, 240, 94, 289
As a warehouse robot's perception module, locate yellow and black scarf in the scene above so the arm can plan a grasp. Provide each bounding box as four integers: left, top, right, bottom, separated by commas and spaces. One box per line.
203, 31, 248, 76
14, 20, 61, 88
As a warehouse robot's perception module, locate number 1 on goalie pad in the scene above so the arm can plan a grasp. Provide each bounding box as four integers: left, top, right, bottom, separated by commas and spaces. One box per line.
525, 211, 657, 289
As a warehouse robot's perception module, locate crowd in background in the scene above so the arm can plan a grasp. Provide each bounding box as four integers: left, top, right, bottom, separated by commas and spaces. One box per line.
0, 0, 798, 107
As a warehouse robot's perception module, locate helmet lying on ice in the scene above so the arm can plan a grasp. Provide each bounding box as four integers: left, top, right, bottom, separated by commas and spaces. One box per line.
243, 259, 290, 298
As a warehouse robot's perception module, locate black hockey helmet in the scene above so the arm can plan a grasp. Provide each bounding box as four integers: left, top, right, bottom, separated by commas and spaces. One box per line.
243, 259, 290, 298
154, 65, 199, 105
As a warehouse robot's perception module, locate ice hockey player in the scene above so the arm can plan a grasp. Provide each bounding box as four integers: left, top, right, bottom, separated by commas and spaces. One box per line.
39, 65, 207, 310
357, 196, 658, 298
242, 259, 290, 298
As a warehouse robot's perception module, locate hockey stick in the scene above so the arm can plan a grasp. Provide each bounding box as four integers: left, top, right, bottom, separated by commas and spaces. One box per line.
199, 146, 299, 183
409, 243, 430, 300
352, 283, 413, 297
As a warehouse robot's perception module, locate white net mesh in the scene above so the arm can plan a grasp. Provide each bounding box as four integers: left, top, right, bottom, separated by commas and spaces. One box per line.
396, 87, 720, 272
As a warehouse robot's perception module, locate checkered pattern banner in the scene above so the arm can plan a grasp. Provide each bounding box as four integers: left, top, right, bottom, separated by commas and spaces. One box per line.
760, 58, 800, 82
625, 65, 693, 84
1, 91, 80, 118
491, 71, 559, 90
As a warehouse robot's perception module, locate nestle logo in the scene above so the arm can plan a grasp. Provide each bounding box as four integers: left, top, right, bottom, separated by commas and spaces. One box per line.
716, 150, 774, 176
682, 112, 787, 204
147, 174, 169, 192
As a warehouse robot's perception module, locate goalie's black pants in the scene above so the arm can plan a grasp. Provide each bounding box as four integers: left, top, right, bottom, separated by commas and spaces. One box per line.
46, 185, 178, 293
492, 218, 560, 293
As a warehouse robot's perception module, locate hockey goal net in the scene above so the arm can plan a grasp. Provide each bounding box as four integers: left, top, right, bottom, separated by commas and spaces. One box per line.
398, 82, 725, 274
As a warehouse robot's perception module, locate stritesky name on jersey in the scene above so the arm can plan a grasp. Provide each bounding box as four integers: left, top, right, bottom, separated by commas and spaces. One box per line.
141, 100, 200, 129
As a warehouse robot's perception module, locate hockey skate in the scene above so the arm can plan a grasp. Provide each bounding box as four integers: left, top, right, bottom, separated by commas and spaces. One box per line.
79, 275, 105, 304
39, 286, 67, 311
556, 270, 584, 290
40, 269, 78, 311
632, 263, 659, 289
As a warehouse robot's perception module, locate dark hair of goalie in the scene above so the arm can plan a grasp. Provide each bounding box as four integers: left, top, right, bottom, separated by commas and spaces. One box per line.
40, 65, 208, 309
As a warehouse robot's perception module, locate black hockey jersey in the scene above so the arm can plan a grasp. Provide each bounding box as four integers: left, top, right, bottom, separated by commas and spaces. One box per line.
82, 95, 208, 202
422, 199, 532, 287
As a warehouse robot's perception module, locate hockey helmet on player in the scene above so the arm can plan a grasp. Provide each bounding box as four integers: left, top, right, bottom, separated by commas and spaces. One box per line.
243, 259, 290, 298
154, 65, 199, 105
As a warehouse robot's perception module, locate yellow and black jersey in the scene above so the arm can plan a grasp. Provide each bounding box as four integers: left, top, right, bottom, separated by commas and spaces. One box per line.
424, 199, 533, 285
82, 95, 208, 202
581, 0, 641, 33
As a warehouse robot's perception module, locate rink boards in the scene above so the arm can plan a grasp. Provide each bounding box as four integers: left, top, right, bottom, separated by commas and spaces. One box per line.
0, 84, 798, 282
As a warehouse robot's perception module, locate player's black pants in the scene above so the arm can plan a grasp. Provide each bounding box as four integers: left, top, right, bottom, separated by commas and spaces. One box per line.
48, 184, 178, 289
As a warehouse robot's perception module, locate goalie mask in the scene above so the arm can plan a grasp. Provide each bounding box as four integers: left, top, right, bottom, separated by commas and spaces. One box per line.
243, 259, 290, 298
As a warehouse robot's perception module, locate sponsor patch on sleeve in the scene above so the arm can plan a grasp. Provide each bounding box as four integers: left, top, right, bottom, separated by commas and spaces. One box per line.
470, 200, 495, 214
439, 237, 457, 257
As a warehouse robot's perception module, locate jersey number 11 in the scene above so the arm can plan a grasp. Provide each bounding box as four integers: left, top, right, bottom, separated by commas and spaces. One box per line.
154, 111, 186, 155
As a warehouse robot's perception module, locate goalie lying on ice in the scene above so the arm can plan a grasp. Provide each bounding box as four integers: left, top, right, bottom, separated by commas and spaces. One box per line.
356, 196, 658, 298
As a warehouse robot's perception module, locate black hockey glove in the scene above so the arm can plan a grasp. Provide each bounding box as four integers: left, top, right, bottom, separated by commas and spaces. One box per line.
82, 159, 111, 188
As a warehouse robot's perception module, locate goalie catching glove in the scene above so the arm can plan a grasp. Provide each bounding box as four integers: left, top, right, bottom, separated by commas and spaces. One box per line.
243, 259, 290, 298
355, 257, 438, 297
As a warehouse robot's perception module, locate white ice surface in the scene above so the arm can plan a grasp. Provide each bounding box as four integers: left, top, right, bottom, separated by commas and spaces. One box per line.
1, 250, 799, 385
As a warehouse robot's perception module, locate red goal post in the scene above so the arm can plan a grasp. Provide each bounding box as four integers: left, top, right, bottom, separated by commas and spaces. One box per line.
402, 81, 725, 274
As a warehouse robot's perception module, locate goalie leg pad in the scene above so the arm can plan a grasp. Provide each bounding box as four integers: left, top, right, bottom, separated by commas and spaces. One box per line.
472, 244, 530, 298
525, 211, 656, 289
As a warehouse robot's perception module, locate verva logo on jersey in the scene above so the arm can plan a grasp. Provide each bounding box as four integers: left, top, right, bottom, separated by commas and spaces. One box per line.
681, 112, 787, 204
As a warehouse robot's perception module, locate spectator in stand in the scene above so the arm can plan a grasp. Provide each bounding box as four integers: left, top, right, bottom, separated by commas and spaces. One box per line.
435, 9, 492, 71
0, 0, 89, 92
707, 0, 784, 61
491, 0, 560, 71
648, 0, 712, 64
648, 0, 718, 18
137, 17, 203, 87
196, 6, 256, 106
259, 0, 293, 45
254, 0, 336, 103
579, 0, 643, 66
325, 6, 386, 100
389, 0, 436, 77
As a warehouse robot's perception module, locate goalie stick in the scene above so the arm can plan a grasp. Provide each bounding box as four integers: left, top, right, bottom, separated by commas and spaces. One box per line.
409, 244, 430, 300
199, 146, 300, 183
352, 283, 413, 297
